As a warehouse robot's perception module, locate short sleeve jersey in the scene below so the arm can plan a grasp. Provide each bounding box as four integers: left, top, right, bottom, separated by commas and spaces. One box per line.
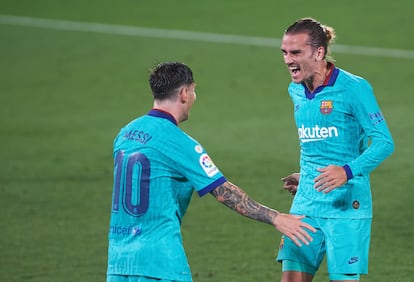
107, 109, 226, 280
288, 66, 394, 219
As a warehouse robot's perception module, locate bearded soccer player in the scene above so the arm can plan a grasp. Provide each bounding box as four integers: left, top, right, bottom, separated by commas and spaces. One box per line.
276, 18, 394, 282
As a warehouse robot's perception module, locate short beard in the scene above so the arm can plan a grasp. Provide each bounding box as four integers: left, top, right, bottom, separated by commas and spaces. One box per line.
303, 76, 315, 91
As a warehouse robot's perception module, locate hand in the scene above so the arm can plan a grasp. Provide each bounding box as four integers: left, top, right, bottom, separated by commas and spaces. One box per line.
281, 173, 300, 195
314, 165, 347, 193
273, 213, 315, 247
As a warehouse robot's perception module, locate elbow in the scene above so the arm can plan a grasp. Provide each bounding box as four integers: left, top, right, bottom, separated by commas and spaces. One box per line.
385, 139, 395, 158
389, 143, 395, 156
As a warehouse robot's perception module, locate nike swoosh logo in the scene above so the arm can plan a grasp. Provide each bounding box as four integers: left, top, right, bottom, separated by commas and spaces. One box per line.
348, 257, 359, 264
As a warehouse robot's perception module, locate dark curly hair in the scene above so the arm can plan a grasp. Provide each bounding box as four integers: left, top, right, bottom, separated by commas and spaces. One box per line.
149, 62, 194, 100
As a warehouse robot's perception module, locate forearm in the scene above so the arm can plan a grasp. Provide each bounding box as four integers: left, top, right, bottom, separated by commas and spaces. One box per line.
347, 137, 394, 177
210, 181, 279, 225
348, 84, 394, 177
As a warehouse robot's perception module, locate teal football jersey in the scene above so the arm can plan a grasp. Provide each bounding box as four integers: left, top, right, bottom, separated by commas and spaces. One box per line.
288, 66, 394, 219
107, 109, 226, 280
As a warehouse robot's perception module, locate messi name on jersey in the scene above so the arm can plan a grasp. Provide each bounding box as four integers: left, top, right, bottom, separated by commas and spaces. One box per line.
123, 129, 153, 144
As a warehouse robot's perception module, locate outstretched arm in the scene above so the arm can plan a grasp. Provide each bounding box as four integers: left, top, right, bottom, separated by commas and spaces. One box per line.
210, 181, 315, 247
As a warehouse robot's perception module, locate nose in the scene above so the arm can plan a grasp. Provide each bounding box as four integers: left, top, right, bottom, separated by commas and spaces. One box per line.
284, 53, 293, 65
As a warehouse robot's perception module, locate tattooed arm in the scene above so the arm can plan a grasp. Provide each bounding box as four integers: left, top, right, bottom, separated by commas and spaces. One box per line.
210, 181, 315, 246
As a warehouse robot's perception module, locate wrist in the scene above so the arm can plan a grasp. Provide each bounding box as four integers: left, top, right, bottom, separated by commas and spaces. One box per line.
342, 164, 353, 180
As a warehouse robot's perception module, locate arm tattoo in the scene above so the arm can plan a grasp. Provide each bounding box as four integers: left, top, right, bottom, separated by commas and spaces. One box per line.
210, 181, 278, 225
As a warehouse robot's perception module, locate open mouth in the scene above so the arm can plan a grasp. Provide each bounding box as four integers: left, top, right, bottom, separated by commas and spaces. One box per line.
289, 66, 300, 75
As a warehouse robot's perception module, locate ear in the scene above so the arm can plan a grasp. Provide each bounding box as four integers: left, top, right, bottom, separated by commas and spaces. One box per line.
315, 46, 325, 61
179, 86, 188, 104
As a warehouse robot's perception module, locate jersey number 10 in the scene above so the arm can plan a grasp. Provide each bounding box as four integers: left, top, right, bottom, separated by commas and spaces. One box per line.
111, 150, 150, 216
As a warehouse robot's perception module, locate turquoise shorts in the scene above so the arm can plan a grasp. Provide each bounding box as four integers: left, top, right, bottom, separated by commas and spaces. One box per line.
276, 216, 371, 275
107, 275, 186, 282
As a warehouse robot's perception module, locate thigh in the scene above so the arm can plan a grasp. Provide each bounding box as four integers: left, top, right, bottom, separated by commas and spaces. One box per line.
281, 270, 314, 282
323, 218, 371, 275
277, 216, 326, 270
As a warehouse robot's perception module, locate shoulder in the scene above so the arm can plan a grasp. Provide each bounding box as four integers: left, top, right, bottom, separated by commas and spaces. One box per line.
288, 82, 303, 92
288, 82, 304, 98
337, 68, 372, 91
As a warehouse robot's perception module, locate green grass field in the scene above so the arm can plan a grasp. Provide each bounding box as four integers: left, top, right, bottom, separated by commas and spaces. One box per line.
1, 0, 413, 281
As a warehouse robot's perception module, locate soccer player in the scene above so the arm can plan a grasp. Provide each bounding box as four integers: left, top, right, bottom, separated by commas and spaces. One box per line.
276, 18, 394, 282
106, 61, 315, 282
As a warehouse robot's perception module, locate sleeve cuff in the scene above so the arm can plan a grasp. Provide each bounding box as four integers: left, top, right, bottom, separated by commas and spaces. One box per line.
343, 164, 353, 180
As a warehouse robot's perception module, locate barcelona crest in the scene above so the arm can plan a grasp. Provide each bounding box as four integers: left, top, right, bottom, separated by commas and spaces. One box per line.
320, 100, 333, 114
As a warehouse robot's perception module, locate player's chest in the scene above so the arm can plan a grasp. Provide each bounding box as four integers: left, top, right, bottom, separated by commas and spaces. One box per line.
293, 94, 349, 124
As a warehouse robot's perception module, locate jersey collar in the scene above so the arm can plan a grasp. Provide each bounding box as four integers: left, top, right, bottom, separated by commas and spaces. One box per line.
147, 109, 178, 126
304, 63, 339, 99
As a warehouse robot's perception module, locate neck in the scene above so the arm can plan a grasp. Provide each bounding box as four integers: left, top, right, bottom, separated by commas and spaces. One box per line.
306, 62, 331, 92
153, 101, 181, 124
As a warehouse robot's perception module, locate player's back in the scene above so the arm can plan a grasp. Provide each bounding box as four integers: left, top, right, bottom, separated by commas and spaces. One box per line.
107, 112, 194, 280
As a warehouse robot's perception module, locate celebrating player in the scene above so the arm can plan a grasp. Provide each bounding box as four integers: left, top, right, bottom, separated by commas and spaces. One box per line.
276, 18, 394, 282
106, 61, 315, 282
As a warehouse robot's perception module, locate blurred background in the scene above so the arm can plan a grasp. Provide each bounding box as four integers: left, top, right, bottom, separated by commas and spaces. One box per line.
0, 0, 413, 281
